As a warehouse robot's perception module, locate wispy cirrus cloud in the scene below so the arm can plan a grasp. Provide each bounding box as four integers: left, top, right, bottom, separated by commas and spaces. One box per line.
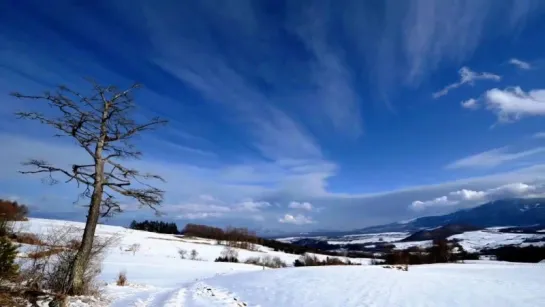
509, 58, 532, 70
446, 146, 545, 169
433, 67, 501, 98
533, 132, 545, 139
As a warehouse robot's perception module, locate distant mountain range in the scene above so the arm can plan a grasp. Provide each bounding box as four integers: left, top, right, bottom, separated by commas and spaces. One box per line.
274, 198, 545, 238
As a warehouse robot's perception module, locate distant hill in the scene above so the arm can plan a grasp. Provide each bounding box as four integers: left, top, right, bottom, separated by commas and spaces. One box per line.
400, 224, 482, 242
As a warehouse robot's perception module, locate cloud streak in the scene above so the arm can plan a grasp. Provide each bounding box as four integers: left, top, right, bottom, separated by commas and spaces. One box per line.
411, 182, 543, 210
446, 146, 545, 169
433, 67, 501, 98
509, 58, 531, 70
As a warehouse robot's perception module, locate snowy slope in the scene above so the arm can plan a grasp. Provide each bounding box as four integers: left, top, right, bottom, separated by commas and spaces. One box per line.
14, 218, 545, 306
103, 263, 545, 307
16, 218, 370, 266
193, 264, 545, 307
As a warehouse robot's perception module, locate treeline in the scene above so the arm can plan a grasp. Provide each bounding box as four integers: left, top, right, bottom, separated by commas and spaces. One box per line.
182, 223, 347, 256
129, 220, 179, 234
380, 239, 479, 265
0, 199, 29, 221
131, 220, 348, 256
1, 199, 30, 236
182, 224, 259, 249
483, 245, 545, 263
293, 254, 359, 267
129, 220, 364, 257
183, 224, 267, 250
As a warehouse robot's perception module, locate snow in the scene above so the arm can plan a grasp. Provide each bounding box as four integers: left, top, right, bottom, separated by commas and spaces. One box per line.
195, 264, 545, 307
14, 218, 545, 306
327, 232, 409, 245
16, 219, 369, 266
449, 230, 545, 253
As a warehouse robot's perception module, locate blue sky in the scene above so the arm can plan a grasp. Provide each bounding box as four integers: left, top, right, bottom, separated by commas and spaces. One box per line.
2, 0, 545, 232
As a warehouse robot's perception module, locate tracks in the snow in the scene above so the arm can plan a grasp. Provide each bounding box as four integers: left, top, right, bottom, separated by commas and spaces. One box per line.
109, 282, 248, 307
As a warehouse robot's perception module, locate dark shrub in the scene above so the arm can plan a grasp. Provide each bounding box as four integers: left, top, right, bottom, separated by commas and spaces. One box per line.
0, 199, 29, 221
485, 245, 545, 263
0, 236, 19, 280
215, 256, 239, 263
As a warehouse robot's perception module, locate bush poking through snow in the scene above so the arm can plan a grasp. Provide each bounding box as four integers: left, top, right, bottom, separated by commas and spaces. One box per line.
126, 243, 140, 255
116, 271, 127, 286
215, 256, 239, 263
293, 254, 358, 267
190, 249, 199, 260
215, 246, 239, 263
9, 232, 43, 246
178, 248, 188, 259
221, 246, 239, 259
21, 225, 119, 296
27, 247, 64, 260
244, 256, 287, 268
0, 236, 20, 281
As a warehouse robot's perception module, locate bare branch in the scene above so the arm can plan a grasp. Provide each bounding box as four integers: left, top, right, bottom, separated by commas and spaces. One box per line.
108, 185, 163, 210
100, 193, 122, 218
20, 160, 93, 186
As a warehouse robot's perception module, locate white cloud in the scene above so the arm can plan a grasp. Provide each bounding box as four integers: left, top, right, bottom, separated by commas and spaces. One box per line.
199, 194, 217, 202
236, 200, 271, 212
399, 1, 540, 83
461, 98, 479, 110
410, 182, 541, 210
446, 147, 545, 169
169, 200, 271, 220
288, 201, 313, 211
484, 87, 545, 121
433, 67, 500, 98
278, 214, 314, 225
178, 212, 224, 220
533, 132, 545, 139
410, 196, 457, 210
5, 131, 545, 229
287, 3, 362, 137
448, 189, 487, 202
509, 58, 531, 70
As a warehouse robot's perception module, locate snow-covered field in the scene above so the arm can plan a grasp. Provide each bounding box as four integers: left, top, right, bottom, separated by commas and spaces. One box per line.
450, 230, 545, 252
327, 232, 409, 245
278, 227, 545, 252
12, 218, 545, 306
198, 263, 545, 307
387, 229, 545, 252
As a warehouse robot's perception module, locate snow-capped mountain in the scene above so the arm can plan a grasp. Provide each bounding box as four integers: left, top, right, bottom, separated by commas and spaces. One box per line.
352, 198, 545, 234
277, 198, 545, 239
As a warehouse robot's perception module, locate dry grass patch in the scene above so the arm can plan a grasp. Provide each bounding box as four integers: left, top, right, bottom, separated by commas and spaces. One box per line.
26, 247, 65, 260
116, 271, 127, 286
9, 232, 44, 246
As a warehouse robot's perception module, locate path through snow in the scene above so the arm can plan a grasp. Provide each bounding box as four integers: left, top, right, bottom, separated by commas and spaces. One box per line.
106, 263, 545, 307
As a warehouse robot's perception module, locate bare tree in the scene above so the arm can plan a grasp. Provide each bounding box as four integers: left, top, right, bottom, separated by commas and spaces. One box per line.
12, 81, 167, 294
190, 249, 199, 260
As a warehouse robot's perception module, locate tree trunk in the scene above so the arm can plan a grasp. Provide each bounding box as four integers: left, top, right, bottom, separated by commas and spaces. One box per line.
68, 184, 103, 294
68, 162, 104, 295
